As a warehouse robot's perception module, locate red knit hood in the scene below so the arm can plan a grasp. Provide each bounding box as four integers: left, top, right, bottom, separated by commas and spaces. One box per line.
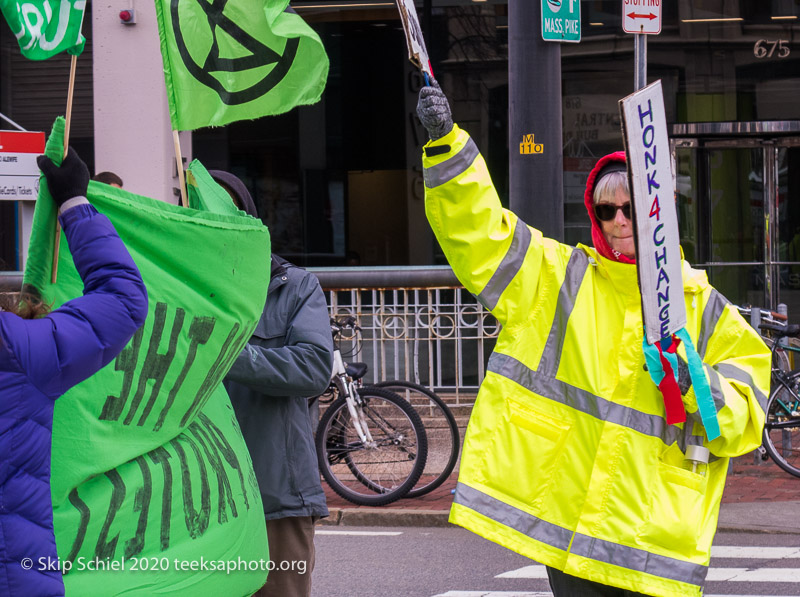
584, 151, 635, 264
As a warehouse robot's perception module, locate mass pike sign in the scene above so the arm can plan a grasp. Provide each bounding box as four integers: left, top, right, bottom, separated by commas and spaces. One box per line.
619, 80, 685, 345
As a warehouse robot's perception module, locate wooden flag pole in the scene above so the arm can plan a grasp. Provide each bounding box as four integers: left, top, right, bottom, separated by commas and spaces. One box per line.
52, 52, 79, 284
173, 130, 188, 208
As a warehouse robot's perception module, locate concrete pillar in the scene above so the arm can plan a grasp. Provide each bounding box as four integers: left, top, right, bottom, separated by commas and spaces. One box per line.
92, 0, 190, 203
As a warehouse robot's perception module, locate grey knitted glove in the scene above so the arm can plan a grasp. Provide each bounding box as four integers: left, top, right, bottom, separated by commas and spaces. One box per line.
417, 79, 454, 141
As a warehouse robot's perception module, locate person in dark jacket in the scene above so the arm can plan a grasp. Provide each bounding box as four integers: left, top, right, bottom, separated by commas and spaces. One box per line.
213, 171, 333, 597
0, 148, 148, 597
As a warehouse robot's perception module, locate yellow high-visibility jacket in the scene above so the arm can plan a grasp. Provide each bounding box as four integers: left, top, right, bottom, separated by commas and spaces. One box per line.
423, 125, 770, 597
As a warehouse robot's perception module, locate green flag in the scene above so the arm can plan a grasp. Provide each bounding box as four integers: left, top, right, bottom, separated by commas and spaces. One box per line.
0, 0, 86, 60
154, 0, 329, 131
25, 118, 272, 595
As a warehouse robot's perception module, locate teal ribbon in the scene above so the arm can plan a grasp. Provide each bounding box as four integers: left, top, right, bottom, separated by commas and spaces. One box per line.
675, 327, 720, 441
642, 335, 666, 386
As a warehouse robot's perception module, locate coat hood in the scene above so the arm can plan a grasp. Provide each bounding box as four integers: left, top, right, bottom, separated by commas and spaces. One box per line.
208, 170, 259, 219
583, 151, 635, 264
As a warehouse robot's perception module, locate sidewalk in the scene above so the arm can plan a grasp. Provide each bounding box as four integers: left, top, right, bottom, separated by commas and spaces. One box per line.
322, 454, 800, 533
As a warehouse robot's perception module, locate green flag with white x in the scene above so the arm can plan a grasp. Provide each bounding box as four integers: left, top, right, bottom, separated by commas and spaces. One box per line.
0, 0, 86, 60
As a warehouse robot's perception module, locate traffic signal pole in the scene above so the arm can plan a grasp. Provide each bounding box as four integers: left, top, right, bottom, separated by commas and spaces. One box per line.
634, 33, 647, 90
508, 0, 564, 241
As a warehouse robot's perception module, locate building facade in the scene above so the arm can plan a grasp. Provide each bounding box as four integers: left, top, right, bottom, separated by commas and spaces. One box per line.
1, 0, 799, 312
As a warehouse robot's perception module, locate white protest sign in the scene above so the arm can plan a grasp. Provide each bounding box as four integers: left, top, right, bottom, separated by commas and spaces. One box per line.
0, 130, 45, 201
395, 0, 433, 77
619, 80, 685, 344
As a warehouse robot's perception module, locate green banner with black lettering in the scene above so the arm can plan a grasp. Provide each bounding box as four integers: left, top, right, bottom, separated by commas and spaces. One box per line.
23, 118, 271, 595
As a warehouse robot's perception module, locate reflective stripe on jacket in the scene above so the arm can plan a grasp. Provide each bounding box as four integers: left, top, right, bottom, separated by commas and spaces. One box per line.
423, 125, 770, 597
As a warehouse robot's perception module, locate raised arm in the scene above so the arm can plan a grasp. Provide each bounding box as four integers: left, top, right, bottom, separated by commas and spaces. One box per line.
418, 81, 568, 327
5, 149, 148, 397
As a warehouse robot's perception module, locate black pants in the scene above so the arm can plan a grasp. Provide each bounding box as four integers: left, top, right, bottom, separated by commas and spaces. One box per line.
546, 567, 652, 597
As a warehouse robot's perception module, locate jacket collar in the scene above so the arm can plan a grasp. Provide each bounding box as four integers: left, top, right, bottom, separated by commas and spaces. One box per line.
581, 244, 639, 294
271, 255, 289, 279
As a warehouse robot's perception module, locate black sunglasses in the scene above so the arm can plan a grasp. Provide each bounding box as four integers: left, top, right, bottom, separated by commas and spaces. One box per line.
594, 202, 632, 222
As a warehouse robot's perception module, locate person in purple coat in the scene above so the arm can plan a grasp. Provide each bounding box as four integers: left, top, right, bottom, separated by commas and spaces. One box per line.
0, 149, 148, 596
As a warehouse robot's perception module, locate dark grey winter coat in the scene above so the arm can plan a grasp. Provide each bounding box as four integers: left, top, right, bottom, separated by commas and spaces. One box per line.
224, 256, 333, 519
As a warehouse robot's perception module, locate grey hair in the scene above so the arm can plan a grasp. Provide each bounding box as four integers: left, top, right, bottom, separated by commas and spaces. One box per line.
593, 171, 629, 204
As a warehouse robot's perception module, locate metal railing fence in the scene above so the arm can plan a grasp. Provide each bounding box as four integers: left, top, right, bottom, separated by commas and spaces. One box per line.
312, 267, 497, 404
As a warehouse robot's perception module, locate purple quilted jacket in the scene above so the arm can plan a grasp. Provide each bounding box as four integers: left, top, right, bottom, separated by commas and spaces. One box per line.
0, 203, 147, 596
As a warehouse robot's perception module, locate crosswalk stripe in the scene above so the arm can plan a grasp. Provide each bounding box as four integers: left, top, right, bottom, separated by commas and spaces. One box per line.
496, 564, 800, 582
495, 565, 548, 579
315, 530, 403, 536
432, 592, 552, 597
433, 592, 800, 597
706, 567, 800, 582
433, 593, 800, 597
712, 545, 800, 559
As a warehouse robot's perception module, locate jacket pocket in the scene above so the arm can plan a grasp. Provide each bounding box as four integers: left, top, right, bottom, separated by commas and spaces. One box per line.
479, 397, 571, 507
638, 460, 707, 550
251, 317, 285, 346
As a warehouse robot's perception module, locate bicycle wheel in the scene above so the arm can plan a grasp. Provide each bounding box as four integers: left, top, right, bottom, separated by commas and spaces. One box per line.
372, 381, 460, 498
764, 337, 792, 373
762, 380, 800, 478
316, 387, 428, 506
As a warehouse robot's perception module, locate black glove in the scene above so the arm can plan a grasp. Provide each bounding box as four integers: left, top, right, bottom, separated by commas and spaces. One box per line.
417, 78, 454, 141
37, 147, 90, 207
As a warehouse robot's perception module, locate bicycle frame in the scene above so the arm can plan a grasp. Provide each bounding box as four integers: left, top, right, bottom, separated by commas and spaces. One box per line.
763, 330, 800, 467
329, 348, 375, 445
770, 373, 800, 425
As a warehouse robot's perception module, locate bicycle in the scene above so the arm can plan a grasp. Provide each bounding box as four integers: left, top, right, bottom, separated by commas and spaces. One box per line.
754, 318, 800, 478
314, 317, 428, 506
368, 380, 460, 499
317, 316, 460, 499
736, 305, 791, 372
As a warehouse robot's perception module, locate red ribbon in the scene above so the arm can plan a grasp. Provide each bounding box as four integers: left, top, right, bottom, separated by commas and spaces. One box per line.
656, 336, 686, 425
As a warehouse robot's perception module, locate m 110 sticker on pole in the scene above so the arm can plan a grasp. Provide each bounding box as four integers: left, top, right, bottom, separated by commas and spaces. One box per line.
0, 130, 45, 200
619, 80, 684, 344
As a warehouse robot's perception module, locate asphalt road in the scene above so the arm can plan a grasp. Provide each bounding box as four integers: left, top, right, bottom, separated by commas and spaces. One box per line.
311, 526, 800, 597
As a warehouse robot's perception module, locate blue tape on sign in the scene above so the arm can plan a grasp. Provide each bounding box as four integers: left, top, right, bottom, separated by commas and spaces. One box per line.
676, 327, 720, 441
643, 333, 666, 386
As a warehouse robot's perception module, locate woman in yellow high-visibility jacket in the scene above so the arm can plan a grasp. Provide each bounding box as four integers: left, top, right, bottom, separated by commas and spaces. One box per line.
417, 81, 770, 597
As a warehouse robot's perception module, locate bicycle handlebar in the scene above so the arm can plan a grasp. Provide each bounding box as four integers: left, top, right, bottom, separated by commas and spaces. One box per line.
330, 316, 361, 337
759, 321, 800, 338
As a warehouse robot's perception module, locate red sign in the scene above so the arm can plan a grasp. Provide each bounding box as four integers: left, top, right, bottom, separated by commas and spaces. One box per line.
0, 130, 45, 154
0, 130, 46, 200
622, 0, 662, 35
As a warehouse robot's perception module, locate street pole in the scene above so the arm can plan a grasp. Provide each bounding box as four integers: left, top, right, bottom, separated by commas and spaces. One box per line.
634, 32, 647, 90
508, 0, 563, 241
